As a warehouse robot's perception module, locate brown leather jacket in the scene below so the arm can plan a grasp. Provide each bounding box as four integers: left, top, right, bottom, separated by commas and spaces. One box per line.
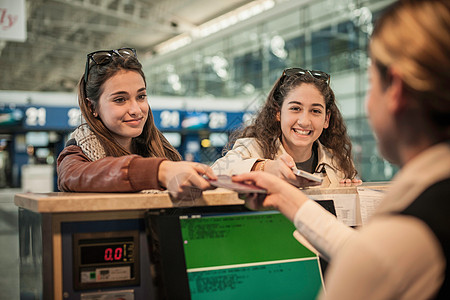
57, 145, 166, 192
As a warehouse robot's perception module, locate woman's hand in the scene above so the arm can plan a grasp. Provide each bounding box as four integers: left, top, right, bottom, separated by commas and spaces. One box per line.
259, 153, 298, 186
232, 172, 309, 222
158, 161, 217, 200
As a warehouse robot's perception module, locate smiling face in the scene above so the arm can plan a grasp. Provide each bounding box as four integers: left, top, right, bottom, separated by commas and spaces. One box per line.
95, 70, 149, 151
278, 83, 330, 161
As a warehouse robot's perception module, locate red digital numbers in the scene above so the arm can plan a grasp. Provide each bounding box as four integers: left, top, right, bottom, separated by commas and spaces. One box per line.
104, 247, 123, 261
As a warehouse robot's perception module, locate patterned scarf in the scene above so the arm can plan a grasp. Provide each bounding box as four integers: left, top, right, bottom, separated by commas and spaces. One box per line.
70, 124, 168, 194
71, 124, 106, 162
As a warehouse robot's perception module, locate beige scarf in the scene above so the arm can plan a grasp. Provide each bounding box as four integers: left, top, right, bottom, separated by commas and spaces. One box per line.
71, 124, 106, 162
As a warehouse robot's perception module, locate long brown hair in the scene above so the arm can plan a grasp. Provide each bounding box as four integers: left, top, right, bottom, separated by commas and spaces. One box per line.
78, 52, 182, 160
230, 72, 357, 179
370, 0, 450, 134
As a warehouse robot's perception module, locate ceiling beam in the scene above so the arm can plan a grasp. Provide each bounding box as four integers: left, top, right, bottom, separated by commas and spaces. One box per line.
52, 0, 181, 34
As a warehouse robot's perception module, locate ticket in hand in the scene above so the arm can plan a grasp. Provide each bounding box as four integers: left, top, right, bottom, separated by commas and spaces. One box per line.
208, 175, 267, 194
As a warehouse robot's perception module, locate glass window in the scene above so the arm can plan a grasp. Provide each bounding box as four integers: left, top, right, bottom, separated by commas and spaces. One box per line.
141, 0, 395, 181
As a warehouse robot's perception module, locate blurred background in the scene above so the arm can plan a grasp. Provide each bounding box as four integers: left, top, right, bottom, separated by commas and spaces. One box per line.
0, 0, 397, 193
0, 0, 394, 298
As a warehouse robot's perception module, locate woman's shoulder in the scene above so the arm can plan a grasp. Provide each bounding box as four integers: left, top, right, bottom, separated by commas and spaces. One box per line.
233, 137, 258, 147
57, 143, 89, 165
58, 143, 84, 157
233, 137, 270, 154
218, 137, 265, 159
65, 138, 77, 147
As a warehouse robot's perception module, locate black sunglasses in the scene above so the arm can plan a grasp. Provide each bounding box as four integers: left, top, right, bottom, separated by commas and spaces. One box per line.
84, 48, 137, 83
282, 68, 330, 85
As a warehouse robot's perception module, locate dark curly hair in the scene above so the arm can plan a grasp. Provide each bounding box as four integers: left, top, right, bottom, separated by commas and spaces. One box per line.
78, 51, 181, 161
229, 71, 357, 179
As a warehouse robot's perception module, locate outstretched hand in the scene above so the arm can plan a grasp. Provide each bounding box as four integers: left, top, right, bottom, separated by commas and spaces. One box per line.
158, 161, 217, 200
232, 171, 309, 222
262, 153, 299, 186
260, 153, 322, 188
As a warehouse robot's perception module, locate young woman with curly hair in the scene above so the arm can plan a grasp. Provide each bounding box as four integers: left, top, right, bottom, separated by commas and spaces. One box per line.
212, 68, 360, 187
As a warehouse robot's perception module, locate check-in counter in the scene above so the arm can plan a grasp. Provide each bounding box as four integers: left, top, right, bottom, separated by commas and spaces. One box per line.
15, 183, 388, 300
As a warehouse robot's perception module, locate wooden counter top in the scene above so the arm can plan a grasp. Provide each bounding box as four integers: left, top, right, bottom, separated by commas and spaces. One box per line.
14, 182, 389, 214
14, 188, 244, 213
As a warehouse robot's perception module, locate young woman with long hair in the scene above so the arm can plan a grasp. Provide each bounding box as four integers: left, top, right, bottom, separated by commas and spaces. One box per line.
212, 68, 360, 187
57, 48, 216, 198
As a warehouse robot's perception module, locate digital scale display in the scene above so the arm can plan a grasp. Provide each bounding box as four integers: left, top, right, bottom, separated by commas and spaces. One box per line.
73, 230, 140, 290
80, 241, 134, 265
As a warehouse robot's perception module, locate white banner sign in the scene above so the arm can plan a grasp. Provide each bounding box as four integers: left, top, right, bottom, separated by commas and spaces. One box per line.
0, 0, 27, 42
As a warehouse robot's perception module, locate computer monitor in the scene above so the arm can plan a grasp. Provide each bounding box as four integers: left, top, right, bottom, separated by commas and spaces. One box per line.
145, 204, 330, 300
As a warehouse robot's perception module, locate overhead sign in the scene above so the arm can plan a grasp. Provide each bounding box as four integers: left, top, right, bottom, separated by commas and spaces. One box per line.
0, 106, 23, 126
23, 106, 82, 130
0, 0, 27, 42
5, 104, 252, 132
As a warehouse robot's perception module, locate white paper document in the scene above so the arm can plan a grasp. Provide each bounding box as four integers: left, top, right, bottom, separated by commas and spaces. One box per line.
357, 187, 386, 225
308, 193, 358, 226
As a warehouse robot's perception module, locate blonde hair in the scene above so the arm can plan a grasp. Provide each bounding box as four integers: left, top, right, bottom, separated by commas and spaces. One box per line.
370, 0, 450, 128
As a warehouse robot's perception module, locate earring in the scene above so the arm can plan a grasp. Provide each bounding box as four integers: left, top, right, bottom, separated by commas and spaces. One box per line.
93, 112, 98, 117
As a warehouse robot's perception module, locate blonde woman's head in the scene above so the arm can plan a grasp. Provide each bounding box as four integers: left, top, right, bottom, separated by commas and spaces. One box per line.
370, 0, 450, 129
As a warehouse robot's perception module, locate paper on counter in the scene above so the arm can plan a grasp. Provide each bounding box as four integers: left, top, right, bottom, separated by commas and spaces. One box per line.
357, 187, 385, 225
308, 193, 358, 227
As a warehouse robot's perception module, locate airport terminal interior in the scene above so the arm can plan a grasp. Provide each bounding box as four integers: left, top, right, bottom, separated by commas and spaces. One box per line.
0, 0, 396, 298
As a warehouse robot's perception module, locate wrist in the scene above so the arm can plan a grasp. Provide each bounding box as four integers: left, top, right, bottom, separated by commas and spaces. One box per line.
280, 188, 307, 221
158, 160, 169, 188
252, 159, 266, 171
258, 159, 269, 171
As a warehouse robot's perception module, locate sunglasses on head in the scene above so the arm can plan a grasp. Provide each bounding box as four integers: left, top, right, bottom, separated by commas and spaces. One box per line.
84, 48, 137, 84
282, 68, 330, 85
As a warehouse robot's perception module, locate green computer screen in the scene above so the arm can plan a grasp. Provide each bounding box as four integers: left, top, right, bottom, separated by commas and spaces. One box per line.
179, 211, 324, 300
